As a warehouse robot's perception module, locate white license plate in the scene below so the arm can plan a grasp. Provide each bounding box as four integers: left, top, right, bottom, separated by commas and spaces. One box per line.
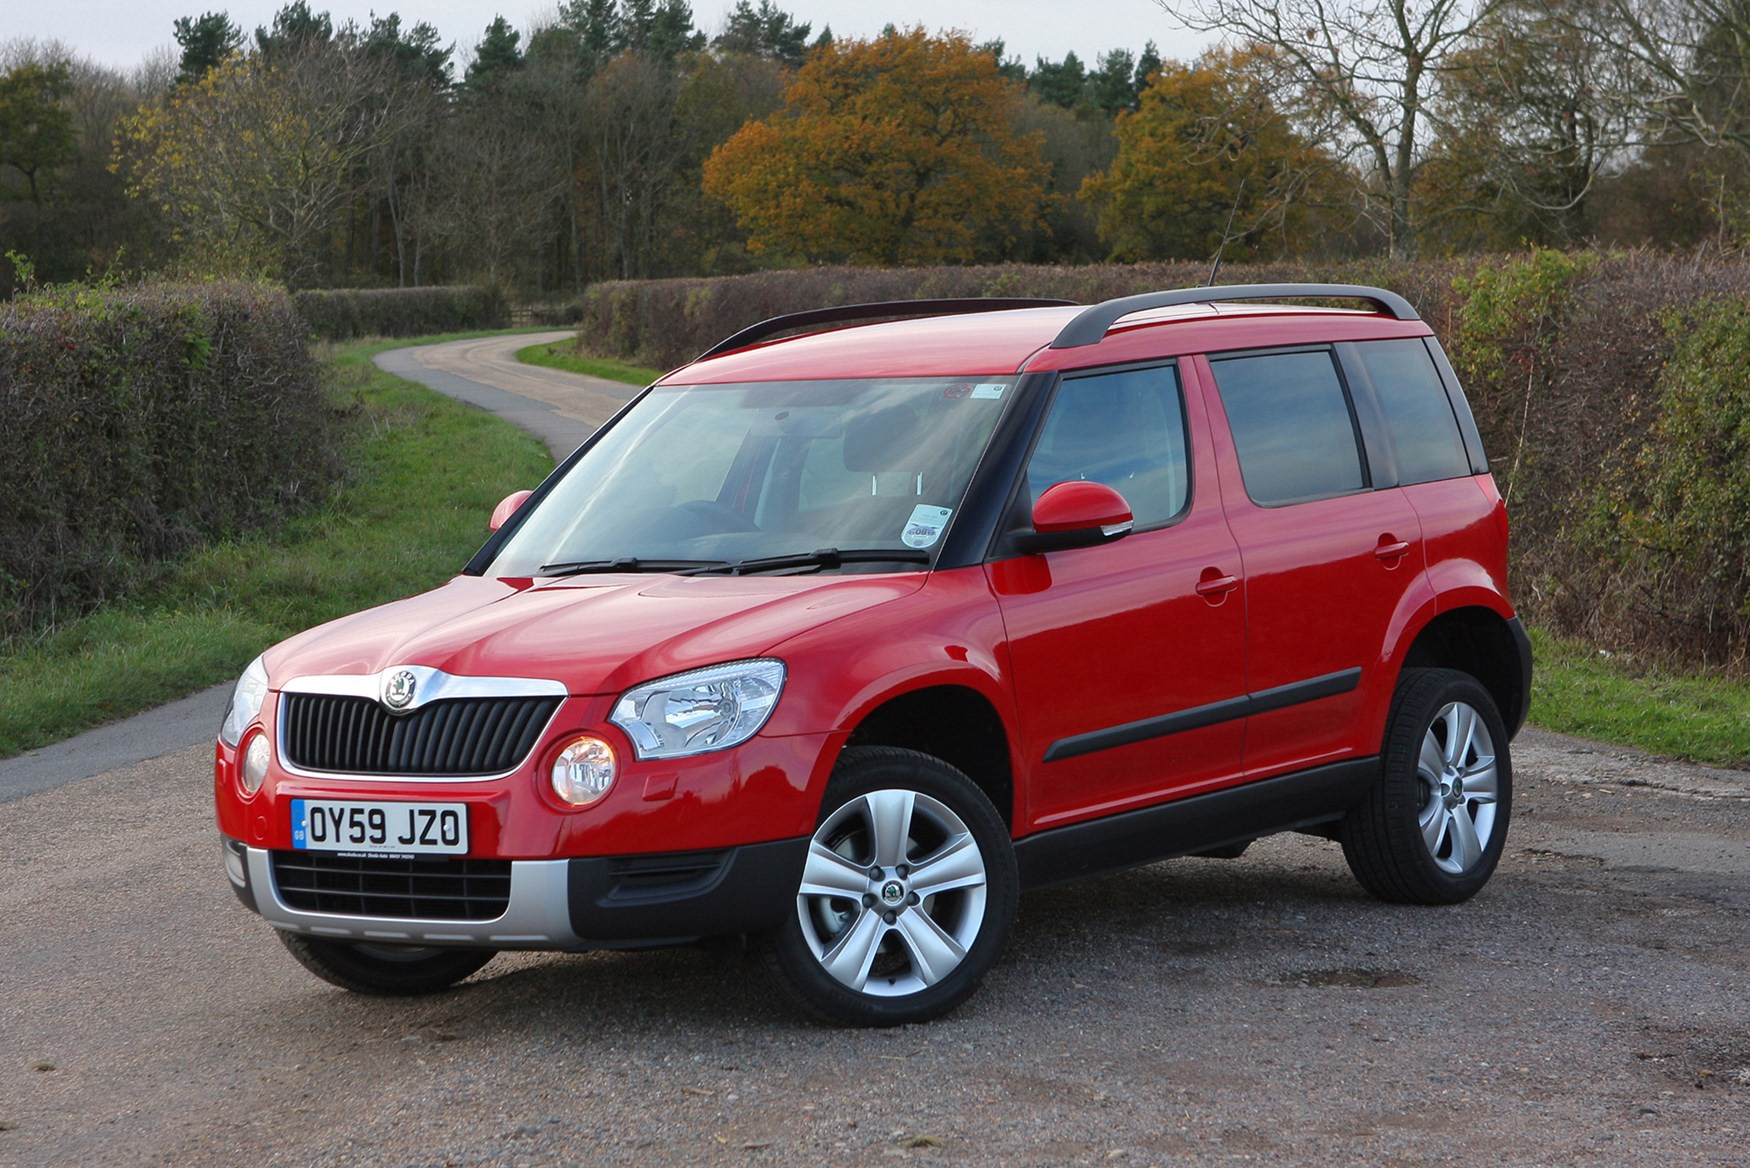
291, 799, 468, 855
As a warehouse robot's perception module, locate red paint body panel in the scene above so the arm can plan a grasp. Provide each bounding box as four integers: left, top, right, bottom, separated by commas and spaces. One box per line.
261, 572, 923, 700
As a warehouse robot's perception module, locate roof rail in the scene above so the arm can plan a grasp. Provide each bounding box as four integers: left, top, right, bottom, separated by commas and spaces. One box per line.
1049, 283, 1420, 350
696, 297, 1077, 361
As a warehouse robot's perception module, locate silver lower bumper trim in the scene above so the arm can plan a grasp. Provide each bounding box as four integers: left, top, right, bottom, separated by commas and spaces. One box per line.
246, 847, 583, 949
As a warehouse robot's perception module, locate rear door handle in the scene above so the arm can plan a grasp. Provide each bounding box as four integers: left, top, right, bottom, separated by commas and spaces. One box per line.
1373, 539, 1411, 562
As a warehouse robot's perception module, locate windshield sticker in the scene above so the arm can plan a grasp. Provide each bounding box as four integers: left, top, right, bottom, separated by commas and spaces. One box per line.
943, 382, 974, 400
971, 383, 1007, 400
902, 505, 953, 549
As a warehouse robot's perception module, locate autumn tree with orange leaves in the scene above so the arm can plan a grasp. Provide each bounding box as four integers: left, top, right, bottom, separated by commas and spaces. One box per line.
702, 27, 1048, 265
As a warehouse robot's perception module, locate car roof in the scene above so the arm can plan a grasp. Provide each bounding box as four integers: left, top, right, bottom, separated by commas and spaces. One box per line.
663, 299, 1435, 385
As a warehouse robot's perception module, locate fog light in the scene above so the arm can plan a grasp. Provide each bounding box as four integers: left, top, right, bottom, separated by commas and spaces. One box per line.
551, 735, 616, 806
242, 734, 270, 794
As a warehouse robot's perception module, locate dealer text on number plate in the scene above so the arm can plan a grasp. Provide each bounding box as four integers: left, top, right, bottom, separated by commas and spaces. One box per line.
291, 799, 467, 855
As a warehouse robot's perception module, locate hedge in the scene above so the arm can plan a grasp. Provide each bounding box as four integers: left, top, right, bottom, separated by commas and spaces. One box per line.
0, 281, 339, 637
576, 252, 1750, 671
292, 285, 508, 340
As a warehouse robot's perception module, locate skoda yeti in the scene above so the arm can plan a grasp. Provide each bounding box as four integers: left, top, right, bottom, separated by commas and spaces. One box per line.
216, 284, 1532, 1026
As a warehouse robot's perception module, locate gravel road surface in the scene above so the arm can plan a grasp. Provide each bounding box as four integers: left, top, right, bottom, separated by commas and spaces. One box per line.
3, 334, 1745, 1167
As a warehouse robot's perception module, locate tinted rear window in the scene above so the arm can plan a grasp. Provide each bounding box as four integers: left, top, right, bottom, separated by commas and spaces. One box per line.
1353, 339, 1472, 484
1210, 350, 1365, 506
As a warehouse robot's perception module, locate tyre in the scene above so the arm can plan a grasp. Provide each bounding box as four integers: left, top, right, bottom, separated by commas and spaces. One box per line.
278, 932, 496, 995
764, 747, 1018, 1026
1341, 667, 1512, 905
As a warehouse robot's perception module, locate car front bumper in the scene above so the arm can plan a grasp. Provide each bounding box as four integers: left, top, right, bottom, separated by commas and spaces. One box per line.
223, 835, 810, 950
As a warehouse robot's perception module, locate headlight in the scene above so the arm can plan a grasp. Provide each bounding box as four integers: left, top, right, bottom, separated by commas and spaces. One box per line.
242, 733, 271, 794
610, 659, 786, 760
220, 655, 269, 748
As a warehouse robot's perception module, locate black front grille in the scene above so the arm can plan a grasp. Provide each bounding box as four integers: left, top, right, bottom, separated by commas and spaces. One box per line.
272, 851, 513, 920
282, 693, 560, 776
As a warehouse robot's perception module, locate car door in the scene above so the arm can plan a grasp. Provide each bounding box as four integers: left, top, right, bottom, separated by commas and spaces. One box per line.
989, 362, 1249, 832
1199, 347, 1433, 779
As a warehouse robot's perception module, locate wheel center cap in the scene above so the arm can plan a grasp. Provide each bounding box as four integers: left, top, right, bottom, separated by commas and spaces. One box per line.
880, 881, 906, 907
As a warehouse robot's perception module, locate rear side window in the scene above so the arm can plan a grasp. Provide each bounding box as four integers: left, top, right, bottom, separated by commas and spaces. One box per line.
1210, 350, 1365, 506
1352, 339, 1472, 484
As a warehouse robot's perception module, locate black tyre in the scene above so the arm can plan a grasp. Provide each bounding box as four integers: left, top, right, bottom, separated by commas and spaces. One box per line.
278, 932, 496, 995
1341, 667, 1512, 904
764, 747, 1018, 1026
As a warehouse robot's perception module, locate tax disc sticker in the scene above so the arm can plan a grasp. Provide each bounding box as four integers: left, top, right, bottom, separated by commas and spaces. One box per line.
971, 383, 1007, 400
902, 505, 953, 548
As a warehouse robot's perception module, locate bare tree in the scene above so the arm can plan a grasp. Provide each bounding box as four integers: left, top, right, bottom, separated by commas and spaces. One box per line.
121, 43, 428, 285
1428, 0, 1649, 246
1156, 0, 1500, 256
1588, 0, 1750, 154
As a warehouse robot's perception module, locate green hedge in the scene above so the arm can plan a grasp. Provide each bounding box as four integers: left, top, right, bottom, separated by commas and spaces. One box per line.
576, 252, 1750, 670
0, 282, 339, 637
574, 260, 1465, 373
292, 285, 508, 340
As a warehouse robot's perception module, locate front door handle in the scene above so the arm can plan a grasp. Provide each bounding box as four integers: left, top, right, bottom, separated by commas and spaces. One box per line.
1195, 569, 1240, 599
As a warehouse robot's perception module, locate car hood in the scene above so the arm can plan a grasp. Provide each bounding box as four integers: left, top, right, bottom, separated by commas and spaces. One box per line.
262, 571, 924, 696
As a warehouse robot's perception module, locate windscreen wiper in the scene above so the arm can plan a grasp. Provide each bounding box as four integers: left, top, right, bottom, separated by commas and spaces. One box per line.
540, 557, 730, 577
685, 548, 934, 576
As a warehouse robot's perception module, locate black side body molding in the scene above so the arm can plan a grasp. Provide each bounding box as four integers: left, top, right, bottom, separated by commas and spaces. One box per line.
1044, 667, 1363, 763
1014, 757, 1380, 891
696, 298, 1078, 361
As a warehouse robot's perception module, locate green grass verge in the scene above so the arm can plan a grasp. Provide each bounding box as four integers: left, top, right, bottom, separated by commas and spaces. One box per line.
0, 331, 553, 758
516, 339, 662, 385
1527, 627, 1750, 768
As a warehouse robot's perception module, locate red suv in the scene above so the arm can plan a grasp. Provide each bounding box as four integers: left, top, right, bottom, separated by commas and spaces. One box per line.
216, 284, 1531, 1025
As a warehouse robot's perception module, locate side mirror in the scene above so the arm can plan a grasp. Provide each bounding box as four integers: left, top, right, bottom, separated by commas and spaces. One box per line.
1017, 481, 1135, 553
489, 489, 533, 533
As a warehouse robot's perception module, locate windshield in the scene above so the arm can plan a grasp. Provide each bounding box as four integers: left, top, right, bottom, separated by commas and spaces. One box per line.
487, 377, 1015, 576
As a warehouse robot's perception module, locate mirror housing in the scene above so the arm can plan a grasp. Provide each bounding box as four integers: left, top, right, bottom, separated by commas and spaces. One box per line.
1017, 481, 1135, 553
489, 489, 533, 533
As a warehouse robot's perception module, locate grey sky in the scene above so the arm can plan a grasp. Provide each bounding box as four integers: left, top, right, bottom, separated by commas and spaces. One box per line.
9, 0, 1213, 76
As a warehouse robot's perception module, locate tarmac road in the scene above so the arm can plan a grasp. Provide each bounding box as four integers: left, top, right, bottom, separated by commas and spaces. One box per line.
2, 333, 1746, 1167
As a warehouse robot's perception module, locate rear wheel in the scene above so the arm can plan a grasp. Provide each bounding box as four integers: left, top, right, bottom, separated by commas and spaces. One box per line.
765, 747, 1018, 1026
278, 932, 496, 995
1341, 667, 1512, 905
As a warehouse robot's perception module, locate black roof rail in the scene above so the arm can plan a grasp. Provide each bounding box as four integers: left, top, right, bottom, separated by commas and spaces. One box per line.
1048, 283, 1420, 350
696, 297, 1078, 361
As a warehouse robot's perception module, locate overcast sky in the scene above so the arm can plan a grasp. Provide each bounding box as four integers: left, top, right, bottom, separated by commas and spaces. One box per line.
10, 0, 1214, 76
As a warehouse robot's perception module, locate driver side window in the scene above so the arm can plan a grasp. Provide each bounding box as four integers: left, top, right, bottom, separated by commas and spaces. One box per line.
1027, 365, 1190, 529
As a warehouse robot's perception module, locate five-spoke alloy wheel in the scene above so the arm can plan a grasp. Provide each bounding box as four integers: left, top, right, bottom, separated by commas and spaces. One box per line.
765, 747, 1018, 1026
1342, 668, 1513, 904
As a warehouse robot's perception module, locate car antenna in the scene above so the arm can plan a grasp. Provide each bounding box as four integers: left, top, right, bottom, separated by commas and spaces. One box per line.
1204, 177, 1246, 287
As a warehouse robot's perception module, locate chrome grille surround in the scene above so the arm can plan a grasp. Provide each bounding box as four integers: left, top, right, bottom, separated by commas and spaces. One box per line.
277, 668, 567, 781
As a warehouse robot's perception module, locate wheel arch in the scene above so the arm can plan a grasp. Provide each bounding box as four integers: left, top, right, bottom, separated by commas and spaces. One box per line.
840, 684, 1016, 831
1400, 606, 1532, 737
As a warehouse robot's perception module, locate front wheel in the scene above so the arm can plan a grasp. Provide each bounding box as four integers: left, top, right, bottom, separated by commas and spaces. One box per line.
278, 932, 496, 995
1341, 667, 1513, 904
764, 747, 1018, 1026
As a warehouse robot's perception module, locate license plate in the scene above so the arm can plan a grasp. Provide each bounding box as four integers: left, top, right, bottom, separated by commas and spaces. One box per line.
291, 799, 468, 855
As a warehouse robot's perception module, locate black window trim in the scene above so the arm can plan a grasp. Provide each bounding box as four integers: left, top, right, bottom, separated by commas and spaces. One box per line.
1205, 344, 1377, 509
